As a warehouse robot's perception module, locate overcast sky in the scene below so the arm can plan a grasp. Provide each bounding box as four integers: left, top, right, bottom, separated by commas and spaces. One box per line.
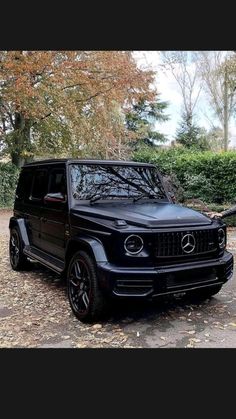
134, 51, 236, 148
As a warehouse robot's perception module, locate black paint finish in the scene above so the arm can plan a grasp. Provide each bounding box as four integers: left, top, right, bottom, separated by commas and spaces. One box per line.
10, 159, 234, 299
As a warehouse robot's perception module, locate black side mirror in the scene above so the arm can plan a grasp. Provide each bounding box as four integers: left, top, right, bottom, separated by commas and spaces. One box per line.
168, 191, 176, 203
44, 192, 67, 203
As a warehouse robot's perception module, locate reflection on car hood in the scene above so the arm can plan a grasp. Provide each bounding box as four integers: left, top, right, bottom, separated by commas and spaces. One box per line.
71, 201, 212, 228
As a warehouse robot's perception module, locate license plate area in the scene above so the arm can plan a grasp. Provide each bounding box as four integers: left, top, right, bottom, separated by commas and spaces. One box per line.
164, 267, 218, 290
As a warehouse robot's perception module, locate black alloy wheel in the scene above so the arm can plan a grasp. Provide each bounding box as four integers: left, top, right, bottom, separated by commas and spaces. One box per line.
67, 250, 107, 322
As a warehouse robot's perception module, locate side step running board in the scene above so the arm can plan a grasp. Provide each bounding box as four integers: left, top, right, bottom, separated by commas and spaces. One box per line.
24, 246, 64, 274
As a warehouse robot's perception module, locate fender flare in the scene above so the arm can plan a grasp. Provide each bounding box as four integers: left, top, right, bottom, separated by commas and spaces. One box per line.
65, 235, 108, 264
9, 217, 29, 247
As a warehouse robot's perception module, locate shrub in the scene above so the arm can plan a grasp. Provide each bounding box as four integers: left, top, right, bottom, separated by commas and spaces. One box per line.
183, 173, 215, 202
133, 147, 236, 204
0, 163, 20, 208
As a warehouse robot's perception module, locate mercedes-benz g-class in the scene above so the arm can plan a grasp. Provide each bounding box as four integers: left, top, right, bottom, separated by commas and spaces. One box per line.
9, 159, 234, 322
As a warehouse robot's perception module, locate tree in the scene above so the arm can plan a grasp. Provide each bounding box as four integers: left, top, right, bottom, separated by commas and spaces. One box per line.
125, 96, 169, 148
196, 51, 236, 151
161, 51, 201, 129
0, 51, 156, 166
204, 127, 224, 151
176, 112, 209, 150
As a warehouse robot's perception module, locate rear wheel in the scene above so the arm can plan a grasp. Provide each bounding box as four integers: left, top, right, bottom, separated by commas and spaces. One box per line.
67, 250, 108, 323
9, 227, 30, 271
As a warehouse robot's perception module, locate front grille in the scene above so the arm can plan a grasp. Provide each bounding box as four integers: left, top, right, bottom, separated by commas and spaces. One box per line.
155, 229, 218, 258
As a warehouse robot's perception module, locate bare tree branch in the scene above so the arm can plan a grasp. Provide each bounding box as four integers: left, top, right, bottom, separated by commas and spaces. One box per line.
197, 51, 236, 149
161, 51, 201, 123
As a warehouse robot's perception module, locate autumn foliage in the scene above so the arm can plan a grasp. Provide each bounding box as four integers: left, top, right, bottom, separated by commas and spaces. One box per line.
0, 51, 156, 165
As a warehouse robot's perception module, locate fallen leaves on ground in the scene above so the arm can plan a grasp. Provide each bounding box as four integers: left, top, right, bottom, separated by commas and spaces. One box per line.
1, 226, 236, 348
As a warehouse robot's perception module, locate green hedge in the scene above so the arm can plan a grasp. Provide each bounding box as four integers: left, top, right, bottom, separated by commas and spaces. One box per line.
133, 147, 236, 204
185, 202, 236, 227
0, 163, 20, 208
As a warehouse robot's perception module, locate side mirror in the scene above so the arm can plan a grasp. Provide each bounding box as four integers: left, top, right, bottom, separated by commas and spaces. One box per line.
168, 191, 176, 203
44, 192, 66, 203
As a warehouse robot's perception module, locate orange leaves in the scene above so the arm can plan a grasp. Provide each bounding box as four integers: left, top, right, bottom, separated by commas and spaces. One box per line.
1, 50, 155, 114
0, 51, 156, 160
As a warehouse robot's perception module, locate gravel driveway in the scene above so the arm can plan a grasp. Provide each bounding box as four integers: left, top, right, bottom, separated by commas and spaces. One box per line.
1, 210, 236, 348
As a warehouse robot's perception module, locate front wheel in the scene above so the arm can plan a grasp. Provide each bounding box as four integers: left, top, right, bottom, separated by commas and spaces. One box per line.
67, 250, 108, 323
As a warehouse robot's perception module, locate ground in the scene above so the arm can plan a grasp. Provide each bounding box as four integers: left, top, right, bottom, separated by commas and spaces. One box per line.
1, 210, 236, 348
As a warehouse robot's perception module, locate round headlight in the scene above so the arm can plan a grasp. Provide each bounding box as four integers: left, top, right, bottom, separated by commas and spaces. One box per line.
218, 228, 226, 249
124, 235, 144, 255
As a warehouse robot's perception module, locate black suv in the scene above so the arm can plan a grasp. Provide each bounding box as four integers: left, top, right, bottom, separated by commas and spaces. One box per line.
9, 159, 234, 322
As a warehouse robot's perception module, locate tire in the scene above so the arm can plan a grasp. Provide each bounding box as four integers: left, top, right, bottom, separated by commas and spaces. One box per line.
188, 284, 223, 301
67, 250, 108, 323
9, 227, 30, 271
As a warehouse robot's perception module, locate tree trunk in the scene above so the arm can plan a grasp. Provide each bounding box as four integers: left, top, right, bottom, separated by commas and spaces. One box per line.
223, 68, 229, 151
11, 113, 32, 167
11, 152, 25, 168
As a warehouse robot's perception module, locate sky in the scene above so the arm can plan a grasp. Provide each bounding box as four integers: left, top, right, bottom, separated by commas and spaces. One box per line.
134, 51, 236, 148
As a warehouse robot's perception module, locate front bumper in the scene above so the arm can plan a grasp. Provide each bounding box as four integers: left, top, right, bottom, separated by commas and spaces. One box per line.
97, 250, 234, 298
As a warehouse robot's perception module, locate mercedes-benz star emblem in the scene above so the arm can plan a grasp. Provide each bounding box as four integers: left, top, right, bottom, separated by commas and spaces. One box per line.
181, 233, 196, 254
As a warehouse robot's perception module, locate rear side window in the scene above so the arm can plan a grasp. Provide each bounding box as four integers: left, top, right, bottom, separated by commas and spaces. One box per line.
16, 169, 33, 201
48, 169, 67, 194
31, 170, 48, 200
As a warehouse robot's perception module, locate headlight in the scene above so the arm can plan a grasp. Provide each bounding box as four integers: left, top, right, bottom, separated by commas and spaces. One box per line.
218, 228, 226, 249
124, 235, 144, 255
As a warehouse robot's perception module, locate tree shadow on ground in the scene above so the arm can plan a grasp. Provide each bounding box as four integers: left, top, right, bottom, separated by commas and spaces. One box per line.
26, 260, 221, 325
106, 294, 220, 324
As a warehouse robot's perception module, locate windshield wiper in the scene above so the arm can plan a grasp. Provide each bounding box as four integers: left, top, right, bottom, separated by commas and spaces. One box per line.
90, 194, 102, 204
133, 193, 160, 202
90, 193, 161, 204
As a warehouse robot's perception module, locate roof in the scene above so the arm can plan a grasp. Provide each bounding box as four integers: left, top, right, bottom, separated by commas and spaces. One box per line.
23, 158, 155, 168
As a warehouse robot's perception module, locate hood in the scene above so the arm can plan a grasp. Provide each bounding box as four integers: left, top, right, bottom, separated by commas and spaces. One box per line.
71, 201, 212, 228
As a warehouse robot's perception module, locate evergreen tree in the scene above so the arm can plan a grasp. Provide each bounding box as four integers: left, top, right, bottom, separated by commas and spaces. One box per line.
176, 113, 209, 150
126, 96, 169, 148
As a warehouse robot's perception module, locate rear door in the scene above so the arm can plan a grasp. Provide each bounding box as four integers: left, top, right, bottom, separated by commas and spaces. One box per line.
40, 166, 68, 259
27, 169, 48, 249
14, 168, 33, 215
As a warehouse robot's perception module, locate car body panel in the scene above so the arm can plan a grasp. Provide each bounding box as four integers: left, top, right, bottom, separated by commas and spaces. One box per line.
9, 158, 234, 300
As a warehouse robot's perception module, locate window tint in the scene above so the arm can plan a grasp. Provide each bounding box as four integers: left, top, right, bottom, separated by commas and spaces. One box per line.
48, 169, 66, 194
70, 164, 167, 201
31, 170, 48, 200
16, 170, 33, 201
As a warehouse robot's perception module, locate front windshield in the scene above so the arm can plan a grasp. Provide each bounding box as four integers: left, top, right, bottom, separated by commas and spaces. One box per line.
70, 164, 167, 201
